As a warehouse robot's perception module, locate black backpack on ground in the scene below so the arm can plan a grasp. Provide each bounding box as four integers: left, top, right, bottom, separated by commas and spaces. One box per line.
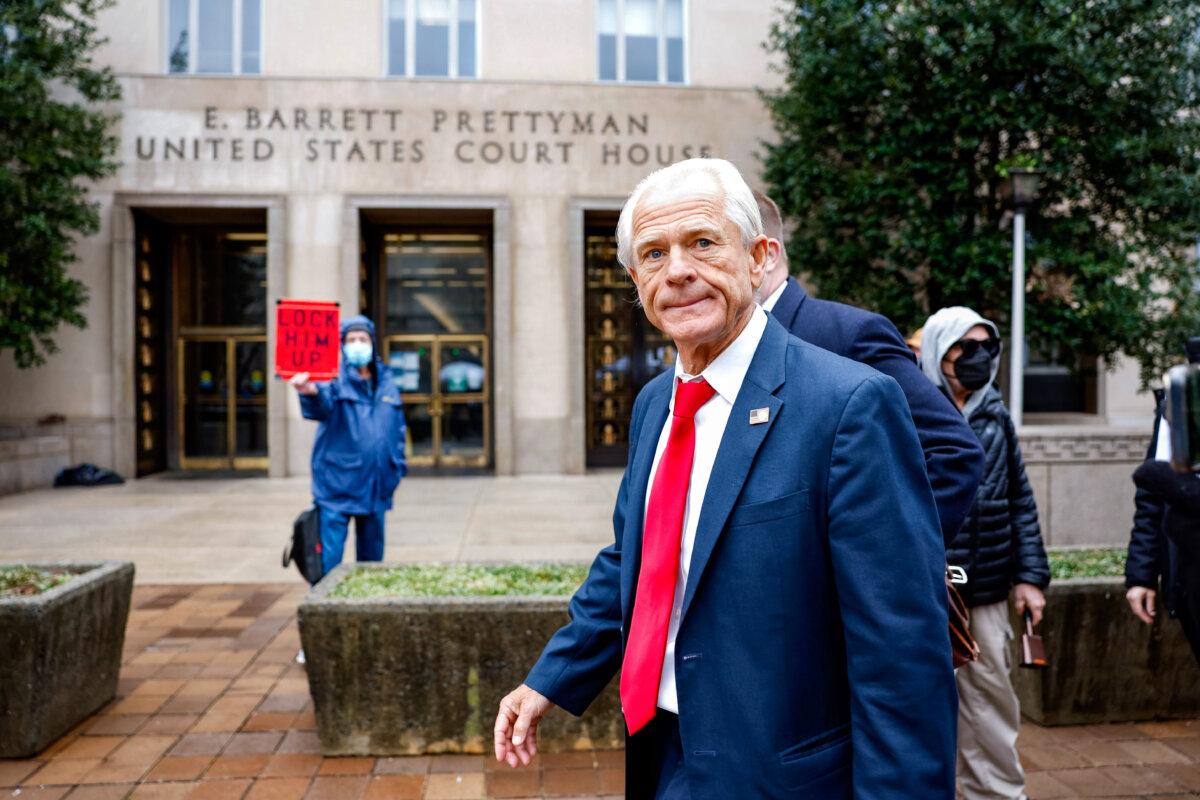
54, 463, 125, 487
283, 506, 323, 585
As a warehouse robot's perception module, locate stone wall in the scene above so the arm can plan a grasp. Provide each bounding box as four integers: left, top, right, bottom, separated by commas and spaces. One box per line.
0, 431, 70, 497
1012, 578, 1200, 725
1020, 426, 1150, 548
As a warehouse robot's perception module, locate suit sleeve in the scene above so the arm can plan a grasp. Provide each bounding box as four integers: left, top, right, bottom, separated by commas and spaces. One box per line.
826, 374, 957, 799
1004, 414, 1050, 588
1127, 415, 1166, 589
523, 398, 643, 715
849, 314, 984, 545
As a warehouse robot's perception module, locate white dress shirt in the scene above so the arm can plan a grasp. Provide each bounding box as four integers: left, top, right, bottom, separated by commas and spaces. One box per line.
1155, 417, 1172, 463
760, 279, 789, 312
643, 307, 769, 713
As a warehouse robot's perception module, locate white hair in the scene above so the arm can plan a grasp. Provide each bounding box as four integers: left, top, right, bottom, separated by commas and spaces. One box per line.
615, 158, 764, 269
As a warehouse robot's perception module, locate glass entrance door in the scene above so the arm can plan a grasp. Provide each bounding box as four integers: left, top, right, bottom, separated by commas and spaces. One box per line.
584, 214, 675, 467
173, 226, 268, 470
371, 226, 492, 471
178, 335, 268, 469
385, 334, 489, 468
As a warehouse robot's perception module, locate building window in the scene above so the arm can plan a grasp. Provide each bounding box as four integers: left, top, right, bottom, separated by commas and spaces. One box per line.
597, 0, 685, 84
386, 0, 478, 78
167, 0, 261, 74
1022, 344, 1098, 415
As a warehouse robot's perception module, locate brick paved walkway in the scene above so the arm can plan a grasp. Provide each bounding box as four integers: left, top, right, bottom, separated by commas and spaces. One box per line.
2, 583, 1199, 799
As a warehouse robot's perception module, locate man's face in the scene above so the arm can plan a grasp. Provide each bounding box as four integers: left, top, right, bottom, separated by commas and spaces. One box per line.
343, 330, 371, 347
627, 189, 767, 355
941, 324, 991, 394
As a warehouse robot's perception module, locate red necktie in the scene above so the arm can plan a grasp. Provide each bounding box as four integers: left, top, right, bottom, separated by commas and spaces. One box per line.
620, 377, 716, 735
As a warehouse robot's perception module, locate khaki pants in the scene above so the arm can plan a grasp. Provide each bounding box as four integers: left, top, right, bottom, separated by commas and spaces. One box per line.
956, 600, 1026, 800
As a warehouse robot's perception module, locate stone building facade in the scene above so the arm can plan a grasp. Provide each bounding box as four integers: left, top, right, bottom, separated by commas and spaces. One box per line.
0, 0, 1158, 546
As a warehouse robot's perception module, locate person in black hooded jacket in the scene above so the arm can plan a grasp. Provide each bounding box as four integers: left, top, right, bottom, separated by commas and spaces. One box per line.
1126, 337, 1200, 663
919, 306, 1051, 800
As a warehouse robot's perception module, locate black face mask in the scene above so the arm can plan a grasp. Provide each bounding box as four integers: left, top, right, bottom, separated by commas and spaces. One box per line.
950, 348, 993, 391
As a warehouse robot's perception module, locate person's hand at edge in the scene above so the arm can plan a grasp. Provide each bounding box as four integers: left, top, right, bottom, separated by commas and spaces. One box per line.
1013, 583, 1046, 626
494, 684, 554, 769
1126, 586, 1157, 625
290, 372, 318, 396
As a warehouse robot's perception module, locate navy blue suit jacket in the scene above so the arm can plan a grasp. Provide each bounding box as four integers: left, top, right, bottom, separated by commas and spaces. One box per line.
771, 277, 984, 544
525, 317, 957, 799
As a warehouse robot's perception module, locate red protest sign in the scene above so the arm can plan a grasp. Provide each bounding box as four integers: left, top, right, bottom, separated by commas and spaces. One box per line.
275, 299, 340, 380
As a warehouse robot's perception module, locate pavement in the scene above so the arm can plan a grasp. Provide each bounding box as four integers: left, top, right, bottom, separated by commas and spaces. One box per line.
2, 582, 1199, 800
0, 474, 622, 583
5, 476, 1200, 797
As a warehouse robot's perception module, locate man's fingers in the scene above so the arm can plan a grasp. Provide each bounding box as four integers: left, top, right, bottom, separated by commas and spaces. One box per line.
525, 723, 539, 757
512, 702, 535, 746
493, 698, 517, 762
1127, 590, 1153, 625
493, 715, 509, 761
513, 716, 540, 765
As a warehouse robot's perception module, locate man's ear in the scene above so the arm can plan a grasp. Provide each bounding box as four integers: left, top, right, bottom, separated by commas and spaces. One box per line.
764, 238, 783, 274
748, 235, 769, 290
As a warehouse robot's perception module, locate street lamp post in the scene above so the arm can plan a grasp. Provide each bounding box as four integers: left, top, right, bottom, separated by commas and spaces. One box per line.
1006, 168, 1042, 428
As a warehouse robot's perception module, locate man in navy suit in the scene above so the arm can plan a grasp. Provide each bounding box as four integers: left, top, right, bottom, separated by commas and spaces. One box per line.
494, 159, 956, 798
754, 192, 983, 544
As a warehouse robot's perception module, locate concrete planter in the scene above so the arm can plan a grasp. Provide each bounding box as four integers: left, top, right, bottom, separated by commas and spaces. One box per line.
1011, 578, 1200, 725
298, 563, 623, 756
0, 561, 135, 757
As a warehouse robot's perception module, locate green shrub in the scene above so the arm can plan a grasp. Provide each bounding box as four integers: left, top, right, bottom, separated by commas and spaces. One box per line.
1047, 548, 1126, 580
330, 563, 590, 599
0, 565, 73, 597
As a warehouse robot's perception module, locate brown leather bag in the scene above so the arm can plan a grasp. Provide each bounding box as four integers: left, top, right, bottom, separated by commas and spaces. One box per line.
947, 566, 979, 669
1019, 610, 1048, 669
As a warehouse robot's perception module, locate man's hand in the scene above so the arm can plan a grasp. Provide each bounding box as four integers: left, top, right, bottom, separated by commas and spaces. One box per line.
1126, 586, 1157, 625
494, 684, 553, 768
1013, 583, 1046, 626
290, 372, 318, 396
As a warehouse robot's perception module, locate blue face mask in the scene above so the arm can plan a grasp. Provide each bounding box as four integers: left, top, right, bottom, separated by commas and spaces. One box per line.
343, 341, 373, 367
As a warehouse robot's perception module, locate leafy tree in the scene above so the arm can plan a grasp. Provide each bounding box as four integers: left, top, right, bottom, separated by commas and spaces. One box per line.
763, 0, 1200, 386
0, 0, 120, 368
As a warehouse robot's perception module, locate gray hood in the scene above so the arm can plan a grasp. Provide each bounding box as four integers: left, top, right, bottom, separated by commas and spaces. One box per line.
918, 306, 1001, 420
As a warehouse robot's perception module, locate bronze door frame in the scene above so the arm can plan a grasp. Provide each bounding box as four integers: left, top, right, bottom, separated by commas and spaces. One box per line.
370, 224, 494, 471
176, 331, 269, 470
382, 333, 490, 469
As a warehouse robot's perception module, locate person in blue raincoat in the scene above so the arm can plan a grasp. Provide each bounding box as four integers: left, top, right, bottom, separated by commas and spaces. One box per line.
290, 315, 407, 578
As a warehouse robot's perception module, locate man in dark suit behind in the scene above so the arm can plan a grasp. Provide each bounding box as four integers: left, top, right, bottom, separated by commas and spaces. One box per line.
494, 158, 956, 798
754, 192, 984, 544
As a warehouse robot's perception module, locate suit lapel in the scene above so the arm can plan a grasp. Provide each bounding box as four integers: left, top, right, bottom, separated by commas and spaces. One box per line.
679, 318, 789, 622
620, 376, 671, 622
769, 277, 808, 330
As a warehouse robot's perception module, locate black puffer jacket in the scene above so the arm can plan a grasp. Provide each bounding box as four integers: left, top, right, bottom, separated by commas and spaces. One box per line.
947, 388, 1051, 607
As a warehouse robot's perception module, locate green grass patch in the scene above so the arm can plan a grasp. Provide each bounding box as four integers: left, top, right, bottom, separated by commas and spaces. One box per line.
330, 563, 591, 599
0, 565, 74, 597
1048, 548, 1126, 580
329, 551, 1127, 598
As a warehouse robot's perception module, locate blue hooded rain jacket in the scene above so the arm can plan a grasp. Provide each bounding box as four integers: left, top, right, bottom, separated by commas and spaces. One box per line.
299, 315, 407, 514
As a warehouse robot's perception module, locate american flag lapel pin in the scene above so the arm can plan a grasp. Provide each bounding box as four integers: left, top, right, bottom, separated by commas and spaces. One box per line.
749, 407, 769, 425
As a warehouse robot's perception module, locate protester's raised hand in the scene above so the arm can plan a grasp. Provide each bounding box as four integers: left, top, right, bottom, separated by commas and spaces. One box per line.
290, 372, 318, 396
494, 684, 553, 768
1125, 586, 1157, 625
